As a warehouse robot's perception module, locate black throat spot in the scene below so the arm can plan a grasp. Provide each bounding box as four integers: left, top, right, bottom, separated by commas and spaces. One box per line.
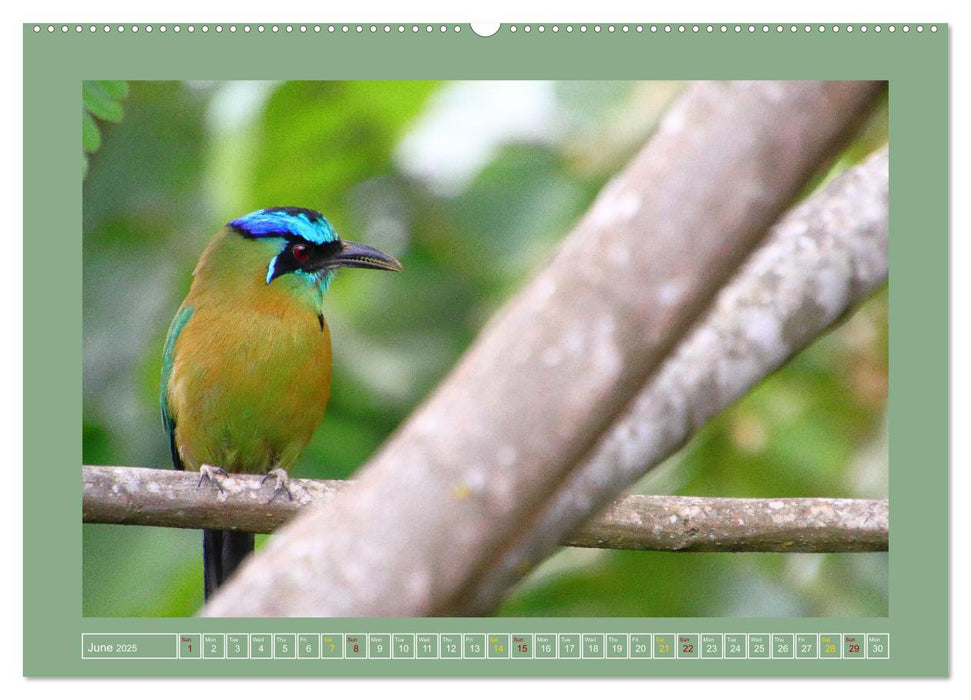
317, 313, 324, 332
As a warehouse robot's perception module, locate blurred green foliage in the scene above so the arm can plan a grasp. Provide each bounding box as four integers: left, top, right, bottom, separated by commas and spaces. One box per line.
82, 81, 888, 617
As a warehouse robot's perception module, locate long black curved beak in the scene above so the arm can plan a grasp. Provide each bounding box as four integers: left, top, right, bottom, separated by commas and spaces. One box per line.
330, 240, 403, 272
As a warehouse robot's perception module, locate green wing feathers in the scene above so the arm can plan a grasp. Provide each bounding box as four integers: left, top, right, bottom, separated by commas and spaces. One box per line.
160, 305, 194, 470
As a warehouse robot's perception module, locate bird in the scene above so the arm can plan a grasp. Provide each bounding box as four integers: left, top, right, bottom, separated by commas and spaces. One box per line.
160, 206, 402, 600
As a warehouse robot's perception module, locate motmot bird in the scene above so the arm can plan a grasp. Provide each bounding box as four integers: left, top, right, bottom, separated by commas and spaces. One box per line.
160, 206, 401, 600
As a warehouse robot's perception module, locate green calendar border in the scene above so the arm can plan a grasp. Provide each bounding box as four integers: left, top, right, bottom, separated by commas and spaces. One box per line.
23, 22, 948, 677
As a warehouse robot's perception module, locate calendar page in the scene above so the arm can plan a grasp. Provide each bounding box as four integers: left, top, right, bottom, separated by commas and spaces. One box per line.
23, 20, 947, 677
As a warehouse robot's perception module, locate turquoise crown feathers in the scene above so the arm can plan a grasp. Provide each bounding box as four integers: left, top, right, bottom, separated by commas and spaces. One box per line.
228, 207, 339, 245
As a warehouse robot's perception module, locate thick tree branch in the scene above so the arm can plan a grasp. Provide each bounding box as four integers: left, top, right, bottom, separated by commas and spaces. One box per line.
464, 146, 889, 611
204, 81, 886, 617
82, 466, 888, 553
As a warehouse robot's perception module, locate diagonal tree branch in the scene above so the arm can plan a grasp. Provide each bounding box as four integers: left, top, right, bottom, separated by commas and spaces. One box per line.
463, 146, 889, 612
82, 465, 888, 553
204, 81, 886, 618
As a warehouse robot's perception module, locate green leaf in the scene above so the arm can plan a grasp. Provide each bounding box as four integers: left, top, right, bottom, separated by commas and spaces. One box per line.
82, 109, 101, 153
97, 80, 130, 100
83, 80, 125, 122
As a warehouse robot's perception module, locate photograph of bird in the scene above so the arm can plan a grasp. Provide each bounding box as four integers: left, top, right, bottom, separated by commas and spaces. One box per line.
79, 80, 890, 620
160, 206, 402, 599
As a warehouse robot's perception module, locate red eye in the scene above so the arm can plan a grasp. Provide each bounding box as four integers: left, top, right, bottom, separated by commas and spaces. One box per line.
292, 244, 311, 262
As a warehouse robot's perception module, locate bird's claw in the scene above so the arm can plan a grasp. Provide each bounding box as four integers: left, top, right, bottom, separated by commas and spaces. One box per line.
198, 464, 230, 492
262, 468, 295, 503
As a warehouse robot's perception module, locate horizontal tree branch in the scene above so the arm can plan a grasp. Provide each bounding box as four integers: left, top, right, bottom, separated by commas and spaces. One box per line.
82, 466, 887, 553
82, 465, 343, 534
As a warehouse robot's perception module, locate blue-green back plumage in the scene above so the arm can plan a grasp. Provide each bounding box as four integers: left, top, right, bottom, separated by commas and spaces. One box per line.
160, 304, 194, 470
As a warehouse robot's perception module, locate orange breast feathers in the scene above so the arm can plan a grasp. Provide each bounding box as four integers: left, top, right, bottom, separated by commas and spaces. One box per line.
166, 290, 332, 475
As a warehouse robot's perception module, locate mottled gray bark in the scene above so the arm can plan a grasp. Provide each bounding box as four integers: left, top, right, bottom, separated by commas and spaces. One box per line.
82, 465, 345, 533
567, 494, 887, 553
464, 146, 889, 612
82, 466, 888, 553
203, 80, 885, 618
